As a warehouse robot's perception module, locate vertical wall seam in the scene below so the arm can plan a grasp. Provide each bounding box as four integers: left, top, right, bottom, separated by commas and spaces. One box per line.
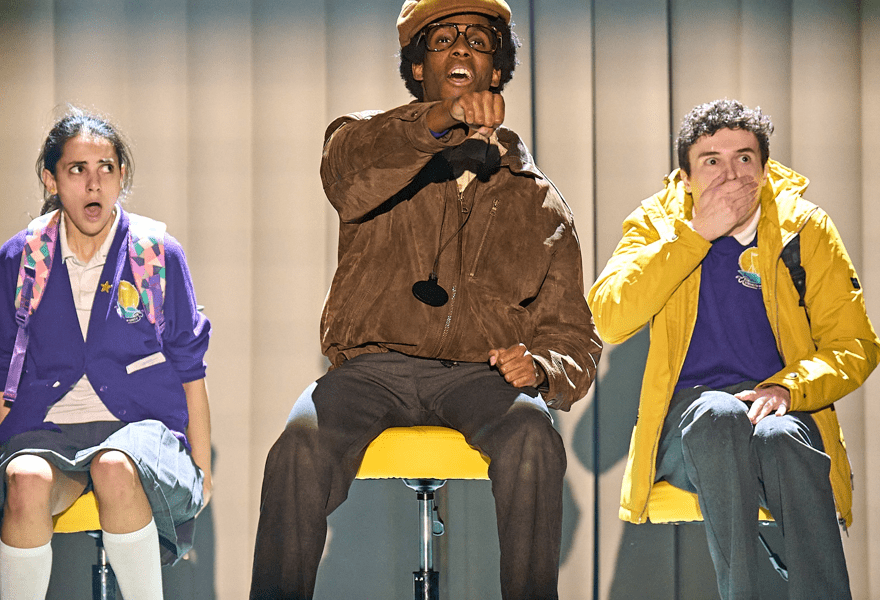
667, 4, 679, 597
667, 0, 675, 173
529, 0, 538, 162
590, 1, 600, 598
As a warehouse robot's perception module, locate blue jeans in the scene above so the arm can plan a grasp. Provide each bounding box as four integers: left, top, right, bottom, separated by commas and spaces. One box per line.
655, 383, 851, 600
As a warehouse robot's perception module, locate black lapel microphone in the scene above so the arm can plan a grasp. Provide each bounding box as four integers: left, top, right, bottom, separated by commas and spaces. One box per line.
412, 187, 475, 308
412, 272, 449, 307
412, 136, 499, 308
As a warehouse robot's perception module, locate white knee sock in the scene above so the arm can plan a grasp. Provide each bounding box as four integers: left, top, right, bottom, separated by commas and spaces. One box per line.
102, 518, 163, 600
0, 539, 53, 600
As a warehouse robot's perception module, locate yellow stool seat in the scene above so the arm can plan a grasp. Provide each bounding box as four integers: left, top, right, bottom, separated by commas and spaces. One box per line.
52, 492, 117, 599
354, 426, 490, 599
647, 480, 774, 524
53, 491, 101, 533
356, 426, 490, 480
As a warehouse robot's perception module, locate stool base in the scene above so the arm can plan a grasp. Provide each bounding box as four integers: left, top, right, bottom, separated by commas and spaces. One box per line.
413, 569, 439, 600
88, 532, 117, 600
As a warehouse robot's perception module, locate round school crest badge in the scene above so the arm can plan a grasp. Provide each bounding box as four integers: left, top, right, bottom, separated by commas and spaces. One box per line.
116, 281, 144, 323
737, 247, 761, 289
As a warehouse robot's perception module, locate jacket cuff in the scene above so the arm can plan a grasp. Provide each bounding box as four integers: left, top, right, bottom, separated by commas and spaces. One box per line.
758, 373, 802, 408
399, 102, 469, 153
532, 353, 566, 410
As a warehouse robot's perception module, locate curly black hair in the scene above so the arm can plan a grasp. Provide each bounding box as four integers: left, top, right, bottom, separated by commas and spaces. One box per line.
398, 16, 519, 101
676, 99, 774, 175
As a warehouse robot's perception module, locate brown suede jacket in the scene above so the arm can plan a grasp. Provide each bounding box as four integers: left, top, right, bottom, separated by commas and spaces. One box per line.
319, 102, 601, 410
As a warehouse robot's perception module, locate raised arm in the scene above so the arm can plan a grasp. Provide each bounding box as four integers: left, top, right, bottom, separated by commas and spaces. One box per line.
320, 103, 470, 223
588, 199, 711, 344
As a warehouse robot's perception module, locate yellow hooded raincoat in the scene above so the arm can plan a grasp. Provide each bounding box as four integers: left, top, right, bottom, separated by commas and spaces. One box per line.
588, 160, 879, 527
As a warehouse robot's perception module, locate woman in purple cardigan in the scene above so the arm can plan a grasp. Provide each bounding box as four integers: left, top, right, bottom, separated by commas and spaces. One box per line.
0, 108, 212, 600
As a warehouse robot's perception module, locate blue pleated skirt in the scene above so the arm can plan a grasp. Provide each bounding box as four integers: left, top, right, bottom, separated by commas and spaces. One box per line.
0, 420, 204, 564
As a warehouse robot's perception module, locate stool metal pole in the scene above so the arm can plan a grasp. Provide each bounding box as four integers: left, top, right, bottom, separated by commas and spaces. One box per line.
89, 533, 117, 600
418, 491, 434, 572
405, 479, 446, 600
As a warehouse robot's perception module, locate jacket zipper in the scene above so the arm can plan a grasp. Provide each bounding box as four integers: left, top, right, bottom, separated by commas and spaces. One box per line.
469, 198, 498, 278
439, 285, 457, 346
438, 188, 466, 348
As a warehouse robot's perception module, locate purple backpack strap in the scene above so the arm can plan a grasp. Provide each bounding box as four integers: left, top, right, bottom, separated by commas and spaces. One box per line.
4, 211, 60, 404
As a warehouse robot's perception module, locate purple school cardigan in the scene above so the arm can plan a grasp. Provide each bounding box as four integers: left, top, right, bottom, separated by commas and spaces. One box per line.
0, 209, 210, 448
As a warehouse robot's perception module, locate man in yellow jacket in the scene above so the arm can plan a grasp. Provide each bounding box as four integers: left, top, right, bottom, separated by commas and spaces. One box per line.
588, 99, 879, 600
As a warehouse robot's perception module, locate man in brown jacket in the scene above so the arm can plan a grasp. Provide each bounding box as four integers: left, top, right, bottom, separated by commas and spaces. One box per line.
250, 2, 600, 598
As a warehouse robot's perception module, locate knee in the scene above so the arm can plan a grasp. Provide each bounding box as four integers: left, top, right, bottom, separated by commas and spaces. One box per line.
488, 407, 565, 477
286, 382, 318, 429
753, 416, 815, 455
4, 456, 54, 514
90, 450, 140, 496
682, 392, 751, 447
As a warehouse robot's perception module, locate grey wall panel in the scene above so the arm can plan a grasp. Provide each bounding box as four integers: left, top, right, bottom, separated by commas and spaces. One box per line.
671, 0, 794, 167
593, 0, 671, 268
185, 2, 255, 598
249, 0, 331, 543
862, 1, 880, 598
739, 0, 793, 167
121, 0, 190, 231
671, 0, 743, 126
791, 0, 861, 258
591, 2, 670, 598
52, 1, 128, 116
790, 4, 868, 597
530, 0, 596, 594
0, 0, 54, 239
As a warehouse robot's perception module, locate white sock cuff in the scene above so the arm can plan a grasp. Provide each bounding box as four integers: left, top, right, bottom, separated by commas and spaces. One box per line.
0, 539, 52, 558
102, 517, 157, 544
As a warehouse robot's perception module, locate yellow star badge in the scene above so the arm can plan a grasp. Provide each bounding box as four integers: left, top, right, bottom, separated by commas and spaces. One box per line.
100, 281, 112, 293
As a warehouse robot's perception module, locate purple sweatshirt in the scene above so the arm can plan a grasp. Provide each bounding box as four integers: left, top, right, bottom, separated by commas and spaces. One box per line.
675, 234, 783, 392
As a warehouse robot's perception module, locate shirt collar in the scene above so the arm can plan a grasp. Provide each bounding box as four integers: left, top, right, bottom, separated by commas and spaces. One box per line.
732, 205, 761, 245
60, 206, 121, 266
455, 130, 507, 192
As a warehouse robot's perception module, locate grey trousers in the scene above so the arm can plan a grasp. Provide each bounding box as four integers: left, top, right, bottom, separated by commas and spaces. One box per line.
655, 383, 851, 600
249, 352, 566, 600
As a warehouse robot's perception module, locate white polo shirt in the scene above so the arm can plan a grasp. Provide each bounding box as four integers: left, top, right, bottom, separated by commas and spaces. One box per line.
44, 210, 121, 424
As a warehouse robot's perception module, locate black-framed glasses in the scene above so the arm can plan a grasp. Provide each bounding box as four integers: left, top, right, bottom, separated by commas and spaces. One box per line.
421, 23, 502, 54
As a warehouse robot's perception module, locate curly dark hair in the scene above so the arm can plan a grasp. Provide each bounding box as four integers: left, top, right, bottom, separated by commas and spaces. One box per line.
398, 16, 519, 101
676, 99, 774, 175
36, 105, 134, 215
